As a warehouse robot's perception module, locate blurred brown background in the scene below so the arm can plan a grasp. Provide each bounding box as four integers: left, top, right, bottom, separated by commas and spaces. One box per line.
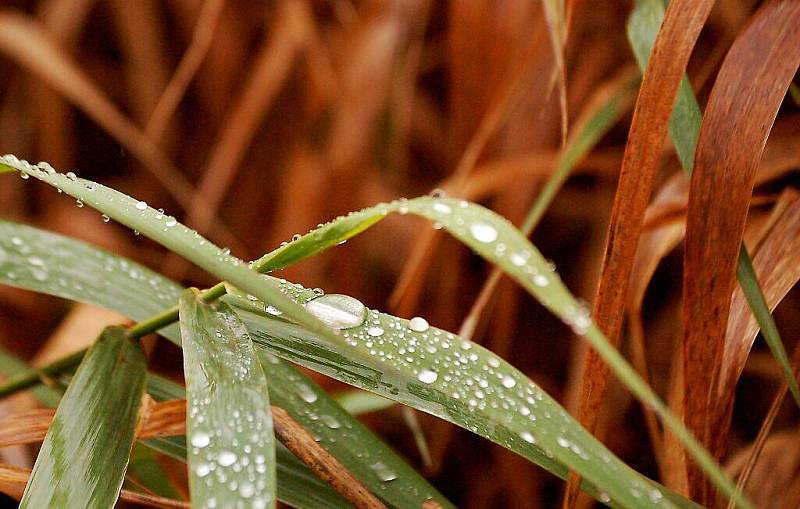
0, 0, 798, 507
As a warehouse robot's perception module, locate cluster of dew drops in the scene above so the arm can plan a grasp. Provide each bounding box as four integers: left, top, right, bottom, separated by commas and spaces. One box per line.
2, 155, 655, 505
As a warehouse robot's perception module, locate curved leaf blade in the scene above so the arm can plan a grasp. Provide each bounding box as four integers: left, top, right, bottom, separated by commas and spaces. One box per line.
0, 219, 453, 509
20, 326, 146, 509
179, 289, 276, 509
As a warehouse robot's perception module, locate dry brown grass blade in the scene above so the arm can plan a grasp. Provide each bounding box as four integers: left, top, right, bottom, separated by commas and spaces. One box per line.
0, 463, 189, 508
0, 399, 186, 447
145, 0, 226, 141
723, 429, 800, 509
705, 190, 800, 461
271, 406, 388, 509
680, 2, 800, 502
725, 343, 800, 509
0, 11, 192, 206
564, 0, 715, 505
0, 402, 388, 509
160, 0, 305, 276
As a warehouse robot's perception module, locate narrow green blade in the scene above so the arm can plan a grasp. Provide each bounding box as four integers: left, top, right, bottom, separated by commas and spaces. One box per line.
627, 0, 800, 409
0, 219, 452, 508
0, 347, 61, 407
20, 326, 146, 509
2, 157, 717, 507
179, 289, 276, 509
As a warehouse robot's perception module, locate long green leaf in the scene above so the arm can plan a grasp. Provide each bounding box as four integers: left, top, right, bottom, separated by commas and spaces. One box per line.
179, 289, 276, 509
2, 158, 722, 507
0, 219, 452, 509
0, 347, 62, 407
627, 0, 800, 410
20, 326, 146, 508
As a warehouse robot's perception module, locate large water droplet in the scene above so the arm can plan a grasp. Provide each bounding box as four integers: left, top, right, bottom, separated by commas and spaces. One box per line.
135, 200, 147, 211
417, 369, 438, 384
304, 294, 367, 330
470, 222, 498, 243
432, 202, 452, 214
367, 326, 384, 337
408, 316, 429, 332
217, 450, 237, 466
371, 461, 398, 482
191, 431, 211, 448
519, 431, 535, 444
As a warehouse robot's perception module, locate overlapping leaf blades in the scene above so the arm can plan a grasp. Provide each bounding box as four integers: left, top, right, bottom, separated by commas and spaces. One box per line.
0, 219, 451, 509
19, 326, 146, 508
0, 156, 724, 508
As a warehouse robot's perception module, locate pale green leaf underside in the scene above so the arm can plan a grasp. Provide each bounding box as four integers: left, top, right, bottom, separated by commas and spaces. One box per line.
1, 157, 724, 507
179, 289, 277, 509
0, 219, 451, 509
20, 326, 146, 509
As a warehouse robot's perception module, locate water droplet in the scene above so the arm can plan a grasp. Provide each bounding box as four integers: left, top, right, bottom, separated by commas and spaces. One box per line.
65, 171, 77, 181
532, 273, 549, 287
371, 461, 398, 482
520, 431, 535, 444
218, 450, 237, 466
297, 384, 318, 403
135, 200, 147, 210
191, 431, 211, 448
321, 415, 341, 429
101, 214, 110, 223
304, 294, 367, 330
408, 316, 429, 332
556, 436, 570, 448
264, 305, 282, 316
510, 252, 527, 266
432, 202, 452, 214
367, 326, 384, 337
470, 222, 498, 243
19, 172, 29, 180
429, 188, 446, 198
75, 199, 84, 208
239, 481, 255, 498
165, 217, 177, 228
417, 369, 438, 384
195, 462, 211, 477
28, 256, 44, 267
501, 376, 516, 388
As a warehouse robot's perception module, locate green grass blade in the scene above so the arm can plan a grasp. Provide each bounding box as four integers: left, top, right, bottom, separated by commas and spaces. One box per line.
627, 0, 800, 410
2, 158, 718, 506
227, 286, 701, 509
20, 326, 146, 509
128, 445, 184, 501
0, 159, 339, 349
179, 289, 276, 509
0, 219, 452, 509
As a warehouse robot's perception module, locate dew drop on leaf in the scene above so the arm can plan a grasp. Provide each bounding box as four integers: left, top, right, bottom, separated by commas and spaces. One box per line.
408, 316, 430, 332
304, 294, 367, 330
417, 369, 438, 384
469, 222, 498, 243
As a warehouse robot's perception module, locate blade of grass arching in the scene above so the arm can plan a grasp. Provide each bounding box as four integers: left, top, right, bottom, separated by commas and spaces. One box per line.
3, 161, 741, 507
2, 163, 709, 507
0, 221, 454, 509
680, 3, 800, 501
461, 68, 637, 339
179, 289, 276, 509
20, 326, 146, 508
0, 160, 340, 348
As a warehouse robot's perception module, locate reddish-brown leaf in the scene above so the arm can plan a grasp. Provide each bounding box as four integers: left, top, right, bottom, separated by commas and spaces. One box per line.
565, 0, 715, 505
681, 1, 800, 502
